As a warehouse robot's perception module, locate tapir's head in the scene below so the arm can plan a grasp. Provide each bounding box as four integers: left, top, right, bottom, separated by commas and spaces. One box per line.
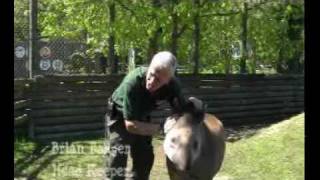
163, 97, 206, 171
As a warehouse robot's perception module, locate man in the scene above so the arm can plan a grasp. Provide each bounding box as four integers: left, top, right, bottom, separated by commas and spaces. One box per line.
105, 51, 186, 180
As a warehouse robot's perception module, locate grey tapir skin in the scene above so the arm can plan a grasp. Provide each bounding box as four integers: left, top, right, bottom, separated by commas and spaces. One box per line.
163, 100, 225, 180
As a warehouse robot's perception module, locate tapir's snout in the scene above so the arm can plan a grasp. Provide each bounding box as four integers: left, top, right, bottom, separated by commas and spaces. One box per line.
164, 123, 194, 172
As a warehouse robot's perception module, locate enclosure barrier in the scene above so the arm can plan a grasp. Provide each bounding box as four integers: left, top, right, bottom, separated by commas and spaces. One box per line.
14, 74, 304, 141
14, 79, 32, 134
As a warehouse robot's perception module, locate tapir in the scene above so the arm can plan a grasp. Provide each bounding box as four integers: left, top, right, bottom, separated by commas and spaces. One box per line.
163, 97, 225, 180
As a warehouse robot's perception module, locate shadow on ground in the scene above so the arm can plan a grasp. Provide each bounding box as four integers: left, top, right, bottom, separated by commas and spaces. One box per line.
14, 138, 60, 180
14, 134, 105, 180
156, 114, 299, 143
223, 114, 297, 142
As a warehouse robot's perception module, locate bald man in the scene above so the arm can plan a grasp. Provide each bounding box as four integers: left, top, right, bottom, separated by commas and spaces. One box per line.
105, 51, 187, 180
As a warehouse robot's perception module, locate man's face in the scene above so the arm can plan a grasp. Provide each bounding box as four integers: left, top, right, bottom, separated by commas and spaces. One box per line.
146, 68, 171, 93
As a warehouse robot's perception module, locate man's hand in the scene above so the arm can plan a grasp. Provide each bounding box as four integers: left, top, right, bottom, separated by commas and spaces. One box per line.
124, 119, 161, 136
163, 115, 179, 134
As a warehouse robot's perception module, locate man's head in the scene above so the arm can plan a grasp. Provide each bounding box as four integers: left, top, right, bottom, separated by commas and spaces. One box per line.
146, 51, 177, 93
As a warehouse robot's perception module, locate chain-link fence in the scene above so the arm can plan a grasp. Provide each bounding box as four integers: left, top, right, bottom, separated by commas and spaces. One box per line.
14, 0, 30, 79
14, 0, 108, 79
15, 38, 110, 79
34, 39, 103, 75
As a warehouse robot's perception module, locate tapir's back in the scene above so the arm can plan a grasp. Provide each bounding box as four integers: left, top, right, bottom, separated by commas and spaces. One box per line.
202, 113, 225, 178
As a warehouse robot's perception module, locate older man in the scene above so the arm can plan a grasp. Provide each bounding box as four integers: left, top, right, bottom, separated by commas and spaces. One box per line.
105, 51, 187, 180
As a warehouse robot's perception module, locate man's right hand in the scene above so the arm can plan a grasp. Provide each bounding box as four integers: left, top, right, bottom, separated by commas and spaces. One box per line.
163, 115, 179, 134
124, 119, 161, 136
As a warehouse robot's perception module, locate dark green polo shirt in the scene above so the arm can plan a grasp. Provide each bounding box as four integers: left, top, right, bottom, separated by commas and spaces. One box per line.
111, 66, 185, 123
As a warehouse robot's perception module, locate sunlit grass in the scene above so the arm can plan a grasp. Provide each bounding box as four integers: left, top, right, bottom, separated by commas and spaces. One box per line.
216, 113, 304, 180
14, 113, 304, 180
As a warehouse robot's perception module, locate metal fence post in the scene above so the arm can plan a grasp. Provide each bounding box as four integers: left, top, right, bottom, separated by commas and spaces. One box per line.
28, 0, 37, 139
29, 0, 37, 79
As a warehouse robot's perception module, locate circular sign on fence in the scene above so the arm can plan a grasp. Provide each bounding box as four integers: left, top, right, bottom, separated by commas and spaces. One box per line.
15, 46, 26, 59
39, 59, 51, 71
39, 46, 52, 59
52, 59, 63, 71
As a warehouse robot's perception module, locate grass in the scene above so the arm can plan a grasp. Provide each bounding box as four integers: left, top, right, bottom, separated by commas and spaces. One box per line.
216, 113, 305, 180
14, 137, 106, 180
14, 113, 304, 180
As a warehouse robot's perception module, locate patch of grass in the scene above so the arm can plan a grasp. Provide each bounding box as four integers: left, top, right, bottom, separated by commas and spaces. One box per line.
216, 113, 305, 180
150, 136, 170, 180
14, 137, 106, 180
14, 136, 169, 180
14, 113, 304, 180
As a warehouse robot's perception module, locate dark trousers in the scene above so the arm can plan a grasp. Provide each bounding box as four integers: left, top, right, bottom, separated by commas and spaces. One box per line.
105, 117, 154, 180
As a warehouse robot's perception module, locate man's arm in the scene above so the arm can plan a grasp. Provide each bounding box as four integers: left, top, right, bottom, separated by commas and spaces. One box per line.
124, 119, 161, 136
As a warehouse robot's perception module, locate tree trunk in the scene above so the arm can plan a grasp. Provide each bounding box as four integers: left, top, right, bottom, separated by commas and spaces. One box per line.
276, 15, 288, 74
276, 44, 285, 73
225, 58, 231, 74
108, 1, 117, 74
171, 11, 178, 56
252, 46, 256, 74
286, 5, 304, 74
192, 0, 200, 75
29, 0, 38, 78
147, 28, 162, 63
147, 0, 162, 63
240, 2, 248, 74
170, 0, 187, 57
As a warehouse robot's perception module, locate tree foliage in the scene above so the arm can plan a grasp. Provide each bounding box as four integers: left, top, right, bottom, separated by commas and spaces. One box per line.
15, 0, 304, 74
14, 0, 30, 42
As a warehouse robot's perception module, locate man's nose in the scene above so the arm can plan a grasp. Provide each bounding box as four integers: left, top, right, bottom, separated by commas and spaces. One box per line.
149, 77, 156, 85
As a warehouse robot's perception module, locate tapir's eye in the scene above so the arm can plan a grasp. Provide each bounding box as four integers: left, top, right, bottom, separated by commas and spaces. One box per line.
171, 137, 177, 143
193, 141, 199, 150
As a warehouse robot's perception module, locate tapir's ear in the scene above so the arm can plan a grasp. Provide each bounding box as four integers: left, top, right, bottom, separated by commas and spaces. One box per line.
171, 96, 206, 118
188, 97, 206, 113
187, 97, 206, 123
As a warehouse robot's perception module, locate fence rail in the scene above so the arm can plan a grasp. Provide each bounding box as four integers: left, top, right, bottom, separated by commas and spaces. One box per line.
14, 80, 32, 133
14, 74, 304, 141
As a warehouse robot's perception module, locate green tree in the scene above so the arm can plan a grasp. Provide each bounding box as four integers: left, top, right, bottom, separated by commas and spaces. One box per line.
34, 0, 304, 75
